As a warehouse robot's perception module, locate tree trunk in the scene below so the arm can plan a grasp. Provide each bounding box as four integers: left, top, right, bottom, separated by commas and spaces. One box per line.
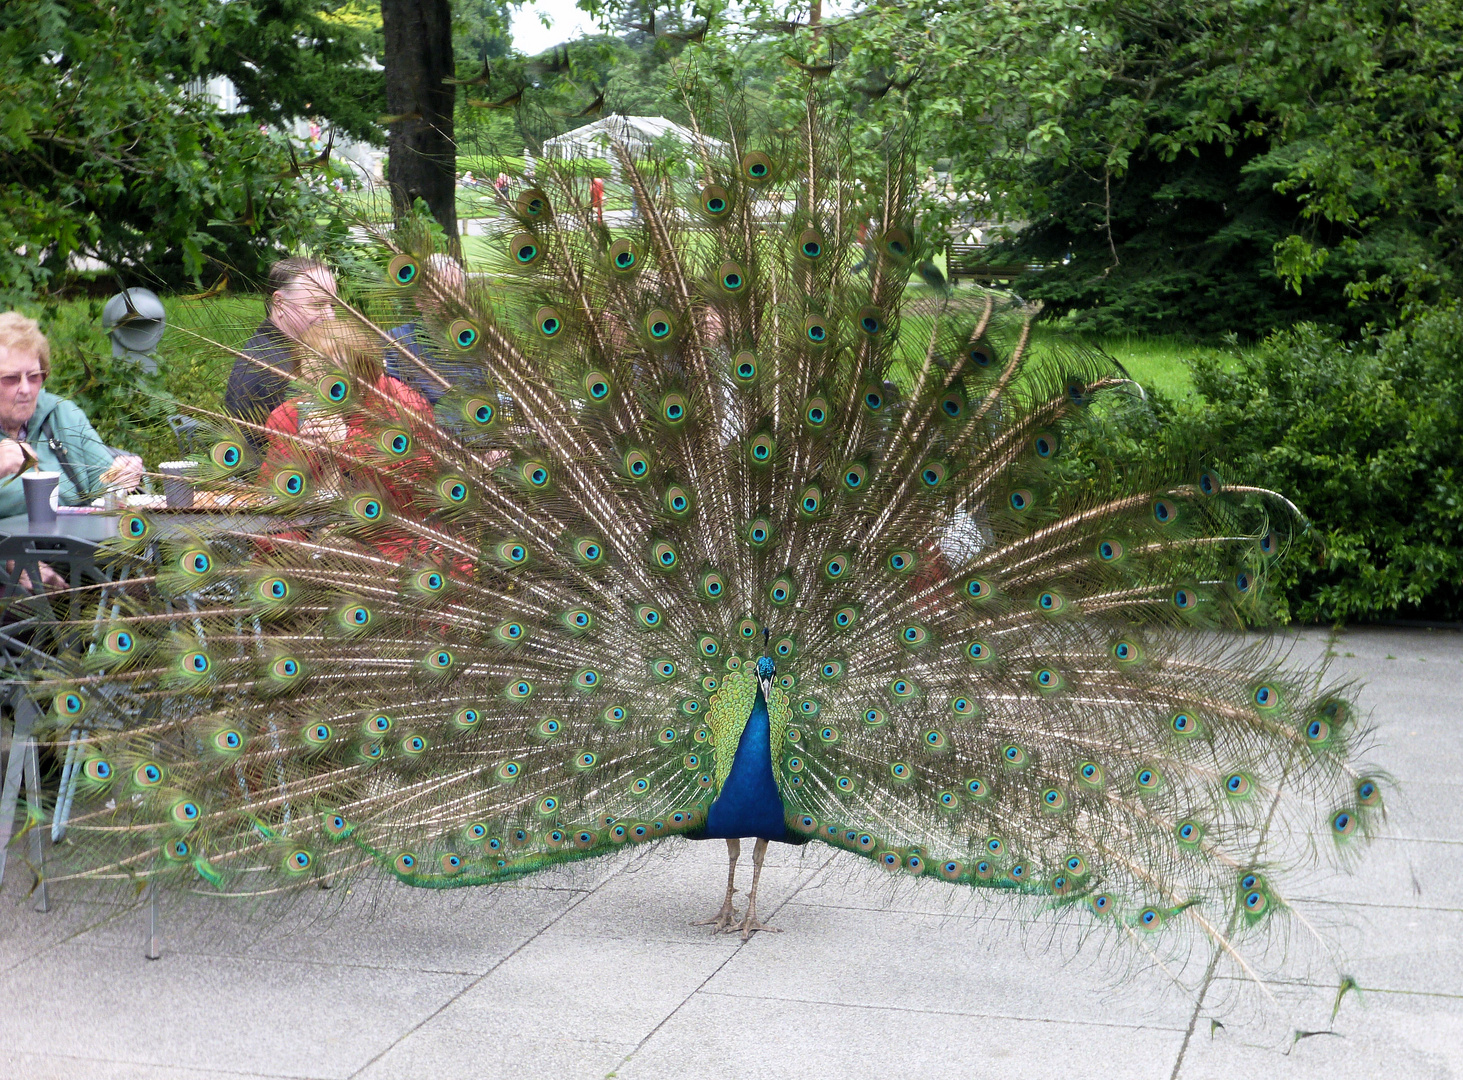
381, 0, 457, 240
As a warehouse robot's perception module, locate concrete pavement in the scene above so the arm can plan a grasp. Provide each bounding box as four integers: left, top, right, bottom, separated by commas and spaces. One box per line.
2, 626, 1459, 1079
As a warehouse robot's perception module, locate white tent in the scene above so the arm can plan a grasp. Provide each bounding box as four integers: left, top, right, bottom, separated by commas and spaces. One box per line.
538, 115, 726, 180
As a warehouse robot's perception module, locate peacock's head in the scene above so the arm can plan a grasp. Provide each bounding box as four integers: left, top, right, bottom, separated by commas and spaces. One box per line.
756, 655, 777, 697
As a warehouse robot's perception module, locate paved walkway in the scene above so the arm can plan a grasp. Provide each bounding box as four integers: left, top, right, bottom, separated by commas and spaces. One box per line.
2, 627, 1459, 1079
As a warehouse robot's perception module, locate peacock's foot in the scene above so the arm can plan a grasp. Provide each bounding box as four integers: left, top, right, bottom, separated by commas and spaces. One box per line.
735, 913, 781, 941
692, 893, 739, 932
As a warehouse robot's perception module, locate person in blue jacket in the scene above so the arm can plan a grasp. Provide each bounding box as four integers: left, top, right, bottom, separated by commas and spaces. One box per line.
0, 312, 145, 525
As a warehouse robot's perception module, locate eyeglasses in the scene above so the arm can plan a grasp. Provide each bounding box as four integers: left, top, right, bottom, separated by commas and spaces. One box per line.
0, 372, 45, 390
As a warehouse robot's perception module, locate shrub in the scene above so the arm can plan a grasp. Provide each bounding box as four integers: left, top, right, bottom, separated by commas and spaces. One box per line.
1065, 308, 1463, 622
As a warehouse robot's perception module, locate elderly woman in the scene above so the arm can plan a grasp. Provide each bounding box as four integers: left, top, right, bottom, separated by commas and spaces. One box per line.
0, 312, 145, 519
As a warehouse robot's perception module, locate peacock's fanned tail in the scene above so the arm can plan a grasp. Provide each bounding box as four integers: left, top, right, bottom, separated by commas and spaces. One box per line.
24, 91, 1379, 984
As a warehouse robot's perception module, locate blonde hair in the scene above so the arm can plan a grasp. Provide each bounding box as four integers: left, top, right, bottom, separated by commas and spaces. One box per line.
0, 312, 51, 376
296, 319, 384, 386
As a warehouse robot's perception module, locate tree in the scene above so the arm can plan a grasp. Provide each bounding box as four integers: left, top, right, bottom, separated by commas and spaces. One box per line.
763, 0, 1463, 334
382, 0, 458, 238
0, 0, 352, 303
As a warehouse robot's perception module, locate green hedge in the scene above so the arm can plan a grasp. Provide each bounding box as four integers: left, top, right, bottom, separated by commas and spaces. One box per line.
1066, 307, 1463, 622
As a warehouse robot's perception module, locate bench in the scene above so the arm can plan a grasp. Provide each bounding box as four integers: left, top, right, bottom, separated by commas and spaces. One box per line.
945, 242, 1033, 282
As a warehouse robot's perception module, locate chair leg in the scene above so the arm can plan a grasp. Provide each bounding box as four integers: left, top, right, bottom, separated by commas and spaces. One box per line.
52, 728, 81, 843
144, 880, 161, 960
23, 730, 48, 912
0, 689, 37, 888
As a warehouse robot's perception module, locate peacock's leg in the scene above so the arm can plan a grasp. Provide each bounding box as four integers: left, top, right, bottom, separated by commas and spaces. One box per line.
736, 838, 782, 940
692, 837, 741, 930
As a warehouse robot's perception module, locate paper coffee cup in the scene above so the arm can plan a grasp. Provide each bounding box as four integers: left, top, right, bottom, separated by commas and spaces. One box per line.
159, 460, 199, 510
23, 470, 60, 525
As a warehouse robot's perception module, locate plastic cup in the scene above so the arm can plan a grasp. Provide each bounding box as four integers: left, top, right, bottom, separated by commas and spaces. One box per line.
23, 471, 59, 526
159, 460, 199, 510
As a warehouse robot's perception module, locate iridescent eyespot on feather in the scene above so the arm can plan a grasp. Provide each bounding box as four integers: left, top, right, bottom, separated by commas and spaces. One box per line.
950, 696, 976, 717
439, 476, 472, 503
803, 396, 830, 428
1331, 810, 1357, 837
797, 485, 824, 516
1259, 530, 1278, 556
1357, 778, 1382, 806
831, 606, 858, 629
1036, 590, 1067, 613
646, 311, 676, 343
802, 314, 829, 345
83, 758, 112, 782
272, 469, 306, 498
179, 651, 212, 676
401, 735, 427, 755
608, 238, 640, 272
287, 850, 314, 873
316, 373, 351, 405
516, 188, 551, 219
271, 656, 302, 681
732, 351, 758, 384
1172, 587, 1196, 610
700, 184, 731, 217
425, 649, 455, 673
857, 306, 885, 335
968, 342, 995, 368
746, 517, 773, 547
179, 549, 212, 576
1137, 907, 1163, 930
843, 463, 868, 490
388, 254, 419, 286
349, 495, 384, 522
454, 707, 481, 730
1253, 684, 1280, 709
1234, 570, 1253, 593
1153, 499, 1178, 525
1097, 539, 1124, 562
967, 641, 992, 662
660, 392, 688, 424
636, 605, 664, 628
496, 760, 521, 782
393, 853, 417, 874
463, 398, 495, 427
889, 679, 916, 699
698, 635, 719, 657
210, 440, 244, 470
1134, 767, 1163, 792
572, 668, 601, 690
134, 762, 164, 787
573, 538, 605, 566
1176, 820, 1203, 847
863, 708, 887, 727
919, 462, 947, 489
1032, 667, 1062, 690
748, 433, 775, 464
880, 227, 912, 260
797, 228, 825, 260
603, 705, 627, 724
889, 762, 912, 781
718, 261, 746, 293
650, 541, 679, 569
1009, 489, 1033, 511
119, 513, 151, 540
449, 320, 479, 350
1078, 761, 1104, 787
887, 549, 915, 573
495, 621, 526, 644
939, 392, 965, 419
1198, 469, 1223, 496
862, 386, 885, 412
1224, 772, 1252, 797
1033, 432, 1059, 459
1171, 712, 1200, 736
213, 729, 243, 752
536, 306, 564, 337
898, 624, 929, 648
737, 618, 760, 639
582, 371, 612, 401
509, 231, 539, 266
496, 541, 528, 565
1112, 639, 1141, 663
741, 151, 773, 182
774, 636, 795, 658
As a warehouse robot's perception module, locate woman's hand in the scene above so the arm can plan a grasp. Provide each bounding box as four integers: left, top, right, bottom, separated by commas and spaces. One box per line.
104, 453, 146, 491
0, 437, 38, 479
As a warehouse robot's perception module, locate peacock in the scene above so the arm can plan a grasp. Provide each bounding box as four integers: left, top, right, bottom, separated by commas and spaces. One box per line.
11, 85, 1380, 998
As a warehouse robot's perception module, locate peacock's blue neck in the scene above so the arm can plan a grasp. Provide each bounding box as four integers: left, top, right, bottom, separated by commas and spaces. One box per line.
702, 687, 788, 841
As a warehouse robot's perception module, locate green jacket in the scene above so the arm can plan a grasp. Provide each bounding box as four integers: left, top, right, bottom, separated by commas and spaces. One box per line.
0, 391, 119, 519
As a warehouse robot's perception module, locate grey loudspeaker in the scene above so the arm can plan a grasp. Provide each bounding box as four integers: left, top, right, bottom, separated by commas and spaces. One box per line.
102, 288, 166, 372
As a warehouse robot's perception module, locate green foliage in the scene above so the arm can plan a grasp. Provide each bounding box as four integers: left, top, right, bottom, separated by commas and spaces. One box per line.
1065, 309, 1463, 622
0, 0, 372, 304
790, 0, 1463, 334
36, 296, 262, 465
